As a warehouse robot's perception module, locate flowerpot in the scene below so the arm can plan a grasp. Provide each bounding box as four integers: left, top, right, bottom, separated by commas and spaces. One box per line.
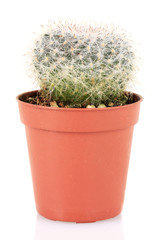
17, 90, 143, 223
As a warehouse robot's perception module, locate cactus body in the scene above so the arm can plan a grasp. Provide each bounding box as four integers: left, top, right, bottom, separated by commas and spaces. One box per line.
31, 21, 136, 107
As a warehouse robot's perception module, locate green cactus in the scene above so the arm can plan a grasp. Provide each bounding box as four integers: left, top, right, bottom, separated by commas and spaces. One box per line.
30, 21, 137, 107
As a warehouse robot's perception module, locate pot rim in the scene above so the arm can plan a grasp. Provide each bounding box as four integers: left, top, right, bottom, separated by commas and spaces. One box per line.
16, 90, 143, 112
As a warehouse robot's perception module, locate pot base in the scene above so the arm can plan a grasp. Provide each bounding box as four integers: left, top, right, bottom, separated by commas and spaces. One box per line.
37, 207, 122, 223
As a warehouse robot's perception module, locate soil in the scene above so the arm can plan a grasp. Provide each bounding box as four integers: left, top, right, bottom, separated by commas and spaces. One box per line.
21, 90, 135, 108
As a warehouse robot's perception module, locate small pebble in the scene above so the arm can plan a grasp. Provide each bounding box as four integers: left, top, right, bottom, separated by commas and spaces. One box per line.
50, 101, 59, 108
98, 104, 106, 108
58, 102, 64, 107
108, 102, 114, 107
86, 105, 96, 108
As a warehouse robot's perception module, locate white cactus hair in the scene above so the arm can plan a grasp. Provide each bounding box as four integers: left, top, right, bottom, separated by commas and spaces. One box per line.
29, 19, 138, 107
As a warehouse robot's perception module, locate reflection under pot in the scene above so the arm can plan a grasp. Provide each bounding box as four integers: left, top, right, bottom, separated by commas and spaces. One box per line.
34, 213, 124, 240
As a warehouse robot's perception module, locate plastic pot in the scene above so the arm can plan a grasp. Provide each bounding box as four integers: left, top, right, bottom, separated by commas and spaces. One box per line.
17, 90, 143, 223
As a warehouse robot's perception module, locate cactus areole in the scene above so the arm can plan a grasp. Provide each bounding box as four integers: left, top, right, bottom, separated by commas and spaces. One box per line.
17, 21, 143, 222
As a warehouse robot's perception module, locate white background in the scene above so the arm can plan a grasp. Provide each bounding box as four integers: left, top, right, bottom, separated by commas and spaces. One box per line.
0, 0, 163, 239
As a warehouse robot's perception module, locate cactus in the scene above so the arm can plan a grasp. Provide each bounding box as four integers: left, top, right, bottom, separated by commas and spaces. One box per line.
30, 21, 137, 107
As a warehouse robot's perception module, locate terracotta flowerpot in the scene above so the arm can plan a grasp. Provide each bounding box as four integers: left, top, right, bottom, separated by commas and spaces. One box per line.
17, 90, 143, 223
